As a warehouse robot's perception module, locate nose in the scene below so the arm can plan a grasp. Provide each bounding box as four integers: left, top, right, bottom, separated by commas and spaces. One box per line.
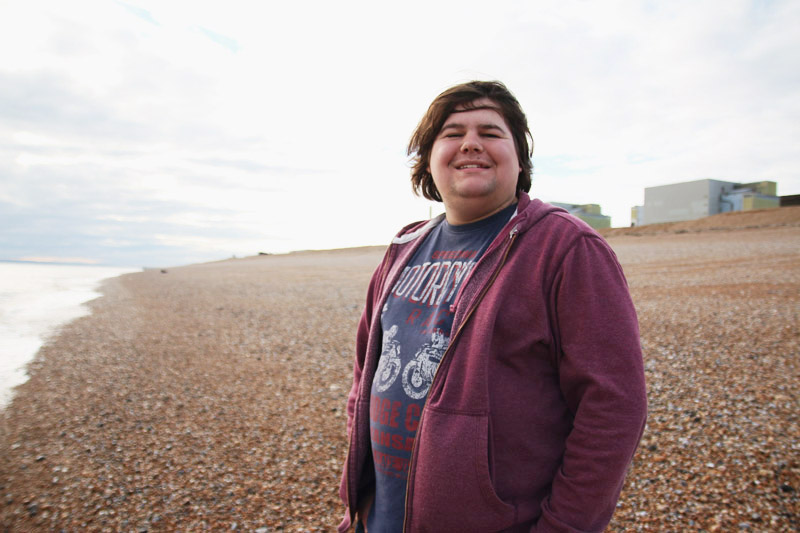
460, 131, 483, 152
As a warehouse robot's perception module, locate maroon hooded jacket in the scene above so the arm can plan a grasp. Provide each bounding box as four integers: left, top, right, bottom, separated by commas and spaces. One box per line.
339, 193, 647, 532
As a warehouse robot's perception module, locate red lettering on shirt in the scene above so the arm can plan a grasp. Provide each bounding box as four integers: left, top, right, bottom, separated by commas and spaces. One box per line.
405, 403, 420, 432
379, 398, 391, 425
370, 428, 417, 452
370, 394, 379, 423
389, 401, 400, 428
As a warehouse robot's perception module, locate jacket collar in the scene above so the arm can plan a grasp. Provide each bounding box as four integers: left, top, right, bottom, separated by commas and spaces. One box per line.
390, 192, 565, 245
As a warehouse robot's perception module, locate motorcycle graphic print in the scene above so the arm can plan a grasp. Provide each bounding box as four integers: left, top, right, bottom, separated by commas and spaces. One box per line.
374, 325, 402, 392
402, 329, 450, 399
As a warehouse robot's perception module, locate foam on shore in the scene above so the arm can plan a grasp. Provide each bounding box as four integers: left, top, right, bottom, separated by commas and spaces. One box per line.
0, 262, 136, 408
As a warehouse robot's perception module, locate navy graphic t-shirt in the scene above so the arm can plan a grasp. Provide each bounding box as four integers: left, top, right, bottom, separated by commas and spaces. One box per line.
366, 203, 516, 532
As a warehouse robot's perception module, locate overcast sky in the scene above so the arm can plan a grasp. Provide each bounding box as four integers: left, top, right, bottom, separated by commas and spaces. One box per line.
1, 0, 798, 267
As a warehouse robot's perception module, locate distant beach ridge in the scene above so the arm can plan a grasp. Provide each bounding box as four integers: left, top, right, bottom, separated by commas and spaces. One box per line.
0, 261, 136, 408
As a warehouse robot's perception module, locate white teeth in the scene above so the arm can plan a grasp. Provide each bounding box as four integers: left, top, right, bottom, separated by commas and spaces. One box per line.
458, 164, 483, 169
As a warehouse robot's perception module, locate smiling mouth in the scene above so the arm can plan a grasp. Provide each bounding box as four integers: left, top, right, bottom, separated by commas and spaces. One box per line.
456, 164, 490, 169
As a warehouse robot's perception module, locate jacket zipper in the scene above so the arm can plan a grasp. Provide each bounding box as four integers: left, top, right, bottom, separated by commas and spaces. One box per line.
401, 225, 519, 531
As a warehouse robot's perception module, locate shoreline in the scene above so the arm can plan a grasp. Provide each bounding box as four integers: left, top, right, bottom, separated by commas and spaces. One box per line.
0, 264, 138, 410
1, 214, 799, 530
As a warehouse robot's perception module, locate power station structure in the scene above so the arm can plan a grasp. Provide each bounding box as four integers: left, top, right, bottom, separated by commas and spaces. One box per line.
631, 179, 779, 227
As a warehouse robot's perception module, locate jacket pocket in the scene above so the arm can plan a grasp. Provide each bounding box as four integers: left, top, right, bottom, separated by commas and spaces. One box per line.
408, 407, 515, 531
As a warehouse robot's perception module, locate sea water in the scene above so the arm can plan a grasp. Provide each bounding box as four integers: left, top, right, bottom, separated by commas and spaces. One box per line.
0, 262, 137, 409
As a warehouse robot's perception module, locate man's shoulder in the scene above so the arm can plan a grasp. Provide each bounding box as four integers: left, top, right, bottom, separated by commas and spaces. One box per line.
518, 199, 598, 237
542, 209, 602, 236
516, 201, 610, 255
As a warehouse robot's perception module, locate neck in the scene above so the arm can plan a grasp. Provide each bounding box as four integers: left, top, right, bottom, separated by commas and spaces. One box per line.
443, 195, 517, 226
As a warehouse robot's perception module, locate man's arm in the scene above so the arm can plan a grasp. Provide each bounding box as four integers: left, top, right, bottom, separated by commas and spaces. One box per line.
536, 234, 647, 532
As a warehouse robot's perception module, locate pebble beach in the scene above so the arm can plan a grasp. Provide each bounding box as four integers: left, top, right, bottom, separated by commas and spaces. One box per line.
1, 207, 798, 531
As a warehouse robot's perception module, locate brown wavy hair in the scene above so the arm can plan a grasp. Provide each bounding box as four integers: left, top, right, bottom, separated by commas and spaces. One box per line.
408, 80, 533, 202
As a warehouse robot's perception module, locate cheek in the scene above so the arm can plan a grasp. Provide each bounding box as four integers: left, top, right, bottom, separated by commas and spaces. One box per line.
428, 145, 449, 174
429, 143, 444, 164
501, 146, 521, 175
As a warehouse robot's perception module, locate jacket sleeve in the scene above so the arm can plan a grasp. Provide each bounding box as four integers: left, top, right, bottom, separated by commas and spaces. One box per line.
345, 261, 383, 437
339, 259, 385, 510
534, 233, 647, 532
344, 314, 365, 438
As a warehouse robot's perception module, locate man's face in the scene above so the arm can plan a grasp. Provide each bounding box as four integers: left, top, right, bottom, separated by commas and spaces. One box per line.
428, 98, 520, 224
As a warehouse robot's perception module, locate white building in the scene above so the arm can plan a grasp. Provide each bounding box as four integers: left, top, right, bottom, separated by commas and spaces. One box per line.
632, 179, 779, 226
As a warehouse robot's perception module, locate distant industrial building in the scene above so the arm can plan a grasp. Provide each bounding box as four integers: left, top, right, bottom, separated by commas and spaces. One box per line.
551, 202, 611, 229
631, 179, 779, 226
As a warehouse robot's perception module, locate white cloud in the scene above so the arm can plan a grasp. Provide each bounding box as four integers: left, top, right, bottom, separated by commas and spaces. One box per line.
0, 0, 798, 263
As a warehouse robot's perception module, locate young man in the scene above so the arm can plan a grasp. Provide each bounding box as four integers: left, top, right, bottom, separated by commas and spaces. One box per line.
338, 81, 647, 532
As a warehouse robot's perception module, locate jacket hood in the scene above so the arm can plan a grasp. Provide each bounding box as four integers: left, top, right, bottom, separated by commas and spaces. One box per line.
391, 192, 567, 245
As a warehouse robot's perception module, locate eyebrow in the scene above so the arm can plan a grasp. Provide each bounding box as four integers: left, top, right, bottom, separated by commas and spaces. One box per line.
439, 122, 507, 133
441, 105, 508, 134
